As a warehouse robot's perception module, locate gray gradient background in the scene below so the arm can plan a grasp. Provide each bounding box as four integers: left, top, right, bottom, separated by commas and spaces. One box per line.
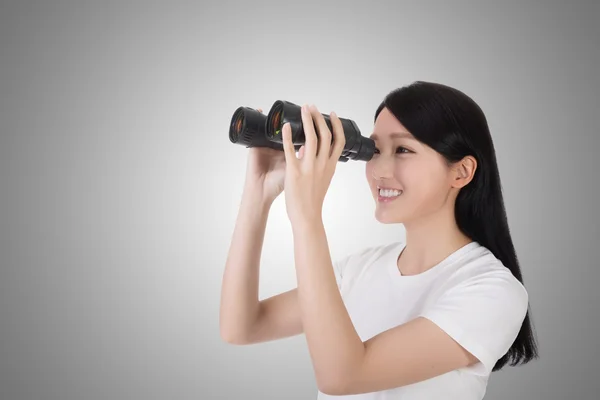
1, 1, 598, 399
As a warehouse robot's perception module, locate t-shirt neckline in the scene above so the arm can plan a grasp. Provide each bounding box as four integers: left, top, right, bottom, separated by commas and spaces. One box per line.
386, 240, 480, 282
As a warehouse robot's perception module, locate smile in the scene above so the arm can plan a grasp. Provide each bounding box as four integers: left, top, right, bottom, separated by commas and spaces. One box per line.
377, 187, 403, 202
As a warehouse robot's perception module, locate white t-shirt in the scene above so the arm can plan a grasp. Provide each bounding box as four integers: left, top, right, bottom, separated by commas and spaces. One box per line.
317, 240, 529, 400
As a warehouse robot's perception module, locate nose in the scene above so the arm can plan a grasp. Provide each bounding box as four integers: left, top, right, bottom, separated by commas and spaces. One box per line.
370, 156, 395, 181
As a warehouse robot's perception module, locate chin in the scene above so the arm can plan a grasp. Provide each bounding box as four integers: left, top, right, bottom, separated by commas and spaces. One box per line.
376, 215, 404, 224
372, 191, 405, 221
374, 207, 405, 224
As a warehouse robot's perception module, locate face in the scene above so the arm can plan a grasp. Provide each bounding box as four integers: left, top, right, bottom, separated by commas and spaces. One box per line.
365, 107, 457, 225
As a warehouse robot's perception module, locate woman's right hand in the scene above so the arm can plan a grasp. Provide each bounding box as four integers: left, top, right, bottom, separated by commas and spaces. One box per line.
244, 108, 303, 203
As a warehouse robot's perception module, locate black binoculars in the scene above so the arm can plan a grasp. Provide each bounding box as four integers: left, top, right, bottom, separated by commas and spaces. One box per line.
229, 100, 375, 162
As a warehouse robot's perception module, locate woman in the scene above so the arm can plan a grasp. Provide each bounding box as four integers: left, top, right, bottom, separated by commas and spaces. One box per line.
219, 81, 539, 399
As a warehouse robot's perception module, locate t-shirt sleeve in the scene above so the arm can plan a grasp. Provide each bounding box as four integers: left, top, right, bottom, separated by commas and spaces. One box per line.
331, 246, 372, 292
332, 254, 349, 291
331, 243, 396, 293
419, 268, 529, 375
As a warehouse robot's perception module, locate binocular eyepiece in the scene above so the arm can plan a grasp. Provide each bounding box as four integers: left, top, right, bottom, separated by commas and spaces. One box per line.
229, 100, 375, 162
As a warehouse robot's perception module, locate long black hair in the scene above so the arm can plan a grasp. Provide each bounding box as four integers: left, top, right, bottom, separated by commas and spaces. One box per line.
374, 81, 539, 371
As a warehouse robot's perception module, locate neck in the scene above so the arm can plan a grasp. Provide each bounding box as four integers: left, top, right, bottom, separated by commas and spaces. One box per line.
398, 203, 472, 276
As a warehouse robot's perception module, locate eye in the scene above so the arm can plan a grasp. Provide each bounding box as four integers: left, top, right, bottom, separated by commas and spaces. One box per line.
373, 147, 412, 155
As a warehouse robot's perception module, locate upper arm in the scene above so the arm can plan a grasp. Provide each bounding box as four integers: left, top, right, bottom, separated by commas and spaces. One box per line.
332, 270, 529, 395
245, 288, 303, 344
333, 317, 478, 395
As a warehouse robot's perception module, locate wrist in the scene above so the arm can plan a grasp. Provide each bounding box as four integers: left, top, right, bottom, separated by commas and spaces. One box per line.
291, 215, 324, 234
242, 185, 274, 210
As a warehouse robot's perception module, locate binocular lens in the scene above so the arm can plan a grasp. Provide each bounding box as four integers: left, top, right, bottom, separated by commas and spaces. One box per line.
229, 108, 244, 143
229, 106, 283, 151
271, 109, 283, 137
229, 100, 375, 162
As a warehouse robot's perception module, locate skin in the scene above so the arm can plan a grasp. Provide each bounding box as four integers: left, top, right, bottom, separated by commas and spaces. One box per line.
220, 104, 482, 396
365, 106, 477, 276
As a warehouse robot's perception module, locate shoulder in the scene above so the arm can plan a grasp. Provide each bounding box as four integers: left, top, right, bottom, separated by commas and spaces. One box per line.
426, 243, 530, 327
446, 244, 528, 301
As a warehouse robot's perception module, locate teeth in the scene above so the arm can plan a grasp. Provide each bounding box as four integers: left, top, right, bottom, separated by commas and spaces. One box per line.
379, 188, 402, 197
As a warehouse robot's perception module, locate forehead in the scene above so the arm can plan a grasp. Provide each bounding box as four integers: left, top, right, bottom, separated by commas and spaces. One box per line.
370, 108, 415, 141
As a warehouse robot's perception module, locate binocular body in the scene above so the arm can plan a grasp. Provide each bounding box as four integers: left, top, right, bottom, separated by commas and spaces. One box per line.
229, 100, 375, 162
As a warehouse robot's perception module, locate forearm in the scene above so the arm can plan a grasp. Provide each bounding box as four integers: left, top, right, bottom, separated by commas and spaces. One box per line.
292, 220, 365, 389
220, 187, 272, 343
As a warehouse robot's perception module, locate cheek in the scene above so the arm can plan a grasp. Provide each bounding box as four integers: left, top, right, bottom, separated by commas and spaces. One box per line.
402, 162, 445, 197
393, 161, 415, 187
414, 171, 450, 209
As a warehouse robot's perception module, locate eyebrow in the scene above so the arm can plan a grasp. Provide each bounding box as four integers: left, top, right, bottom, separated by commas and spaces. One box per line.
369, 132, 415, 141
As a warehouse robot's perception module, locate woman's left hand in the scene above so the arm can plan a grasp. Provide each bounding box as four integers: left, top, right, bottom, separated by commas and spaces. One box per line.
281, 103, 346, 228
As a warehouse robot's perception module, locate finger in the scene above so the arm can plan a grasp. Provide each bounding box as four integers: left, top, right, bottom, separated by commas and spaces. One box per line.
301, 104, 317, 164
281, 122, 298, 169
257, 108, 263, 113
310, 105, 332, 166
329, 111, 346, 161
298, 145, 305, 160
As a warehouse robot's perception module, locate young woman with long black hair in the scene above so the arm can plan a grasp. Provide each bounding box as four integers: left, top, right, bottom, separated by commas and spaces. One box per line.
220, 81, 539, 399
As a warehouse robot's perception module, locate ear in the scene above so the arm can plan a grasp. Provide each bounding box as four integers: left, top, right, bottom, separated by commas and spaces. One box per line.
450, 155, 477, 189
